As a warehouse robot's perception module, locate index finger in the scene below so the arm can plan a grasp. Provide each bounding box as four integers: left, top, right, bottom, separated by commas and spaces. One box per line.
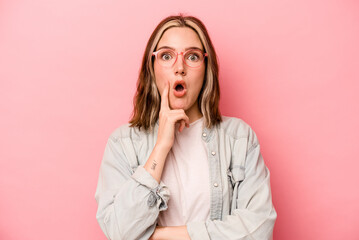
160, 80, 170, 110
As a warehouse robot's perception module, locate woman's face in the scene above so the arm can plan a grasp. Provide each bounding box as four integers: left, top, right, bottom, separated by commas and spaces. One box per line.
154, 27, 206, 119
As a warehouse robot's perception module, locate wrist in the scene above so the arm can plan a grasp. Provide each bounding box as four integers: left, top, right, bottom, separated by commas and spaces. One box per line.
155, 142, 171, 153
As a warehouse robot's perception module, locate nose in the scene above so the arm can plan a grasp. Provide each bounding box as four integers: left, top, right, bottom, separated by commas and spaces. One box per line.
174, 52, 186, 75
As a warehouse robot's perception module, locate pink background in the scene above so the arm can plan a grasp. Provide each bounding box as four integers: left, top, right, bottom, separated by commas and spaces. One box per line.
1, 0, 358, 239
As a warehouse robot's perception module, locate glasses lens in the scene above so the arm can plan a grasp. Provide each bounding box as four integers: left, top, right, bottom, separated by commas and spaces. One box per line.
184, 50, 205, 68
157, 49, 176, 67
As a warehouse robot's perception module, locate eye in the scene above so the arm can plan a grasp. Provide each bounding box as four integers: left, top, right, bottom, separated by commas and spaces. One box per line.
162, 53, 172, 61
159, 50, 174, 61
186, 52, 200, 62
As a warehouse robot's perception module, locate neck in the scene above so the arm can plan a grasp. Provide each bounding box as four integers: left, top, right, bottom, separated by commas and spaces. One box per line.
185, 105, 203, 123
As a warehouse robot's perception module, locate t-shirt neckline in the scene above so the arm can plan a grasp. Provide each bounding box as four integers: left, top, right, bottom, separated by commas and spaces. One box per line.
189, 116, 204, 127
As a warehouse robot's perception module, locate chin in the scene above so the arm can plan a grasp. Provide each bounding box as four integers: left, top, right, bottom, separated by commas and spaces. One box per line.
170, 104, 187, 110
169, 98, 186, 109
170, 101, 188, 110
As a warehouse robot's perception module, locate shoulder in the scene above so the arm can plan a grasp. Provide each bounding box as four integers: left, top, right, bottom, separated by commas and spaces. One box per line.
218, 116, 260, 149
108, 123, 150, 143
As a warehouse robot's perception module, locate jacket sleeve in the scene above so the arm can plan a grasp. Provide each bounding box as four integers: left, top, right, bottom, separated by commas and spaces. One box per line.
186, 132, 277, 240
95, 134, 170, 240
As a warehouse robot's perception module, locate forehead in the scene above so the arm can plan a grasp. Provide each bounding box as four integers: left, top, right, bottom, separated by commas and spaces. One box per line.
157, 27, 203, 50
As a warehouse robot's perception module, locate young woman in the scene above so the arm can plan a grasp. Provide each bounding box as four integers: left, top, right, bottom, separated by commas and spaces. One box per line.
95, 14, 277, 240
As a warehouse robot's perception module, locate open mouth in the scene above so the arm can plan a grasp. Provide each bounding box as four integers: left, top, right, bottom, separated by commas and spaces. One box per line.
173, 80, 187, 97
175, 84, 184, 92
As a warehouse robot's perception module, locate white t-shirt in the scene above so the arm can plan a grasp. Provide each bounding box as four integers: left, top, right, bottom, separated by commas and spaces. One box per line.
158, 117, 210, 226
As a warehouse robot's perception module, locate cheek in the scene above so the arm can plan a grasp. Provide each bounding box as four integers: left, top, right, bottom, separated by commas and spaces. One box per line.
154, 64, 169, 92
191, 69, 205, 93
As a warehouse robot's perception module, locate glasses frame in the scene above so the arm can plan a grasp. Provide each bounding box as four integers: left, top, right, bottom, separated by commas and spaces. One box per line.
152, 48, 208, 68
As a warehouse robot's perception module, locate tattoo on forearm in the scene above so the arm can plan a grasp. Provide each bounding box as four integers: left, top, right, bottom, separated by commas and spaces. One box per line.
151, 159, 157, 170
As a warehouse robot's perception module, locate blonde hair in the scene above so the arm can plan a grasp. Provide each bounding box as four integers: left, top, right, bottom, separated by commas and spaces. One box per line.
129, 13, 222, 130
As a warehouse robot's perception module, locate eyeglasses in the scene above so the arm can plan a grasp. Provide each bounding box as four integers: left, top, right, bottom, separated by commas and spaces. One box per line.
152, 48, 208, 68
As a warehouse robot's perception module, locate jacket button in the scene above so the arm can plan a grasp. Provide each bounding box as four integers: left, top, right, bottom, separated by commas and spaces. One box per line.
213, 182, 218, 187
202, 132, 207, 137
211, 151, 216, 156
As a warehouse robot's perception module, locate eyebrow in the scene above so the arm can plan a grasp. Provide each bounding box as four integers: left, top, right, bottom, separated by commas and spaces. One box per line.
156, 46, 204, 52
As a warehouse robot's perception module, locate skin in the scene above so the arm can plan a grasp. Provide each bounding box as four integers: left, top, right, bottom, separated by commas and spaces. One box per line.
144, 27, 207, 240
154, 27, 205, 124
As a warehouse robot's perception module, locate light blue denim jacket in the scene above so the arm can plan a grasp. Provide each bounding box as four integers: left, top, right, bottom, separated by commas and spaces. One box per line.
95, 116, 277, 240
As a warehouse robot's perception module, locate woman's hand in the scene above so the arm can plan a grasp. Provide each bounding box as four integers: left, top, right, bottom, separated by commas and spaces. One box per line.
156, 80, 189, 152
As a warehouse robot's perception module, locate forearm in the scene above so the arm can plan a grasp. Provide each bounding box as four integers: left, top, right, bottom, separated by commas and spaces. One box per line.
144, 144, 170, 183
150, 226, 191, 240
